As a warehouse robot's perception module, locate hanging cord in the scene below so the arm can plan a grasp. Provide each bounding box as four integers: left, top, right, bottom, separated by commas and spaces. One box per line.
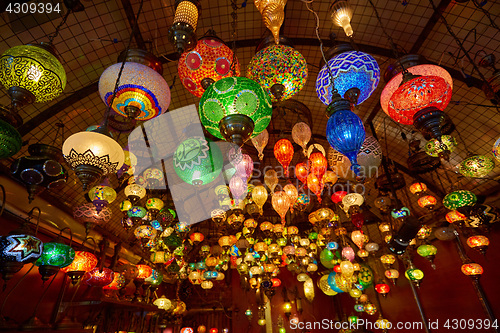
0, 185, 5, 217
101, 0, 145, 130
472, 0, 500, 31
27, 207, 41, 236
48, 9, 72, 43
230, 0, 239, 76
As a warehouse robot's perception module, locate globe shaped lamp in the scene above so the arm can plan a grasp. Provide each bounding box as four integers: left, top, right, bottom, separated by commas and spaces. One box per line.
124, 184, 146, 204
178, 36, 240, 97
443, 190, 477, 210
61, 250, 98, 284
445, 210, 467, 224
461, 263, 483, 278
425, 135, 457, 161
35, 241, 75, 281
98, 49, 170, 120
246, 44, 308, 102
417, 195, 437, 210
409, 182, 427, 195
0, 43, 66, 110
459, 154, 495, 178
82, 267, 115, 287
466, 235, 489, 255
316, 50, 380, 106
88, 185, 116, 213
62, 130, 125, 191
0, 119, 22, 159
199, 77, 272, 146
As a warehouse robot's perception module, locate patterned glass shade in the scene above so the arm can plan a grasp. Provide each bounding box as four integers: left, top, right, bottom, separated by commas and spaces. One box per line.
229, 175, 247, 204
461, 263, 483, 276
295, 162, 308, 184
61, 251, 98, 273
409, 182, 427, 195
445, 210, 467, 224
417, 244, 437, 257
136, 264, 153, 280
272, 191, 290, 225
124, 184, 146, 200
103, 272, 126, 290
0, 119, 22, 159
254, 0, 286, 44
284, 183, 298, 207
466, 235, 489, 249
82, 267, 114, 287
443, 190, 477, 210
308, 208, 336, 225
494, 137, 500, 161
252, 185, 268, 214
274, 139, 294, 177
173, 137, 223, 186
73, 203, 112, 224
146, 198, 164, 212
88, 185, 116, 212
342, 193, 364, 210
133, 225, 157, 239
417, 195, 437, 209
309, 151, 328, 182
251, 129, 269, 161
199, 77, 272, 140
292, 122, 311, 155
391, 207, 410, 218
381, 64, 453, 116
0, 233, 43, 263
246, 44, 308, 102
331, 191, 347, 203
326, 109, 365, 175
316, 51, 380, 105
178, 37, 240, 97
425, 135, 457, 157
154, 296, 172, 310
388, 75, 452, 125
459, 155, 495, 178
99, 62, 170, 120
35, 242, 75, 268
128, 206, 147, 218
0, 44, 66, 102
190, 232, 204, 243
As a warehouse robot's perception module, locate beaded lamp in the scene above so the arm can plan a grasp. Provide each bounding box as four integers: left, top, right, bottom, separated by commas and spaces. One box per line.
459, 154, 495, 178
425, 135, 457, 160
316, 51, 380, 105
35, 241, 75, 281
246, 44, 308, 102
169, 0, 200, 54
61, 250, 98, 284
178, 36, 240, 98
443, 190, 477, 210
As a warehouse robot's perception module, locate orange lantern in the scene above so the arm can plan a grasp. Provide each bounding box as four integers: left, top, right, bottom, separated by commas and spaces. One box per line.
284, 183, 298, 211
251, 185, 268, 215
272, 191, 290, 225
309, 151, 328, 182
61, 250, 98, 284
307, 173, 324, 203
190, 232, 205, 244
295, 162, 309, 185
446, 210, 467, 224
417, 195, 437, 210
274, 138, 294, 177
466, 235, 489, 254
136, 264, 153, 280
461, 263, 483, 277
331, 191, 347, 203
409, 182, 427, 195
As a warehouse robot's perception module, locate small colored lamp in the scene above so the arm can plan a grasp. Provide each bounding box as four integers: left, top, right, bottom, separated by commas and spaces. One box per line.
459, 154, 495, 178
168, 0, 200, 53
274, 139, 294, 177
461, 263, 483, 278
61, 250, 98, 284
417, 195, 437, 210
443, 190, 477, 210
88, 185, 116, 213
466, 235, 489, 255
329, 0, 353, 37
35, 240, 75, 281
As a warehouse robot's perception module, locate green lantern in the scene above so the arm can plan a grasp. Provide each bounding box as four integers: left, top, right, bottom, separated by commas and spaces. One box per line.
425, 135, 457, 159
0, 119, 22, 159
173, 136, 223, 186
417, 244, 437, 258
443, 190, 477, 210
198, 77, 272, 145
357, 265, 374, 288
459, 155, 495, 178
405, 268, 424, 281
35, 241, 75, 281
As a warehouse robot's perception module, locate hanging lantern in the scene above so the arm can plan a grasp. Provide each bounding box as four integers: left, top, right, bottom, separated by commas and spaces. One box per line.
417, 195, 437, 210
264, 169, 279, 193
88, 185, 116, 213
251, 129, 269, 161
35, 241, 75, 281
136, 264, 153, 280
82, 267, 115, 287
443, 190, 477, 210
274, 138, 294, 177
247, 44, 308, 102
168, 0, 200, 53
461, 263, 483, 277
229, 175, 248, 205
309, 151, 328, 183
307, 173, 324, 203
326, 94, 365, 175
342, 193, 364, 213
99, 50, 170, 120
409, 182, 427, 195
73, 203, 112, 232
145, 198, 164, 216
234, 154, 254, 180
459, 155, 495, 178
316, 50, 380, 105
173, 136, 223, 186
61, 250, 98, 284
124, 184, 146, 204
199, 77, 272, 146
254, 0, 286, 45
466, 235, 489, 255
0, 43, 66, 108
445, 210, 467, 224
294, 193, 310, 212
62, 130, 125, 191
425, 135, 457, 160
0, 119, 22, 159
292, 122, 311, 156
272, 191, 290, 225
283, 183, 298, 210
178, 36, 240, 97
252, 185, 268, 215
375, 283, 390, 296
103, 272, 126, 290
329, 1, 353, 37
295, 162, 309, 185
331, 191, 347, 204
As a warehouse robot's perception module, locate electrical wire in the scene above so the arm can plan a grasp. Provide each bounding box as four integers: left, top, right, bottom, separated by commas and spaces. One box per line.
472, 0, 500, 31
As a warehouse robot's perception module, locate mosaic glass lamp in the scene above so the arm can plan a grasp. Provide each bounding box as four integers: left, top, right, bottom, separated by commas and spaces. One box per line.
254, 0, 286, 44
316, 51, 380, 106
35, 241, 75, 281
178, 36, 240, 98
247, 44, 308, 102
88, 185, 116, 213
0, 119, 22, 159
82, 267, 115, 287
73, 203, 112, 228
461, 263, 483, 277
0, 43, 66, 108
168, 0, 200, 54
417, 195, 437, 210
425, 135, 457, 160
459, 154, 495, 178
199, 77, 272, 146
326, 93, 365, 175
173, 136, 223, 186
274, 139, 294, 177
99, 50, 170, 120
61, 250, 98, 284
62, 130, 124, 191
443, 190, 477, 210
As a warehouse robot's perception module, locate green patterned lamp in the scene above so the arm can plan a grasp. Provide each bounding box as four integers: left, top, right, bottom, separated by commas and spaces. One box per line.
173, 136, 223, 186
0, 118, 22, 159
443, 190, 477, 210
424, 135, 457, 161
198, 77, 272, 146
35, 241, 75, 281
459, 154, 495, 178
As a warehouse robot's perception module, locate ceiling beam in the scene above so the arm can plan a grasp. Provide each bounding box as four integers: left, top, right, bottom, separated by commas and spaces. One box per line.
410, 0, 452, 54
120, 0, 147, 49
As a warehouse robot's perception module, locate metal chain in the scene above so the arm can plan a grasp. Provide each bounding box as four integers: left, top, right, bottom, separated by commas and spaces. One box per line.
48, 9, 72, 43
230, 0, 238, 75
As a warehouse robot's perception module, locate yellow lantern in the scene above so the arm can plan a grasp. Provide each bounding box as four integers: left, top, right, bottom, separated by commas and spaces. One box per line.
283, 183, 298, 210
254, 0, 287, 44
252, 185, 268, 214
264, 169, 278, 193
272, 191, 290, 225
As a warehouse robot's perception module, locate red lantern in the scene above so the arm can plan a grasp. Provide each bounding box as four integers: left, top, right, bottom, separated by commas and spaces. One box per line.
274, 139, 294, 177
351, 212, 365, 229
417, 195, 437, 210
82, 267, 115, 287
307, 173, 323, 203
333, 265, 341, 273
331, 191, 347, 204
388, 75, 452, 125
136, 264, 153, 280
461, 263, 483, 277
190, 232, 205, 244
61, 251, 98, 274
309, 151, 328, 182
103, 272, 126, 290
295, 162, 309, 185
446, 210, 467, 224
271, 278, 281, 287
209, 329, 218, 333
409, 182, 427, 195
375, 283, 390, 295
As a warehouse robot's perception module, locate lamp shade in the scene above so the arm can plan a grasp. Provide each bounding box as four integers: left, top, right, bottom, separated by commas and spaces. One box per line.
443, 190, 477, 210
199, 77, 272, 144
99, 62, 170, 120
316, 51, 380, 105
136, 264, 153, 280
82, 267, 115, 287
254, 0, 286, 44
61, 251, 98, 273
173, 136, 223, 186
252, 185, 268, 214
246, 44, 308, 102
103, 272, 126, 290
0, 231, 43, 266
178, 36, 240, 97
272, 191, 290, 225
425, 135, 457, 158
274, 138, 294, 177
459, 155, 495, 178
0, 44, 66, 103
73, 203, 112, 225
251, 129, 269, 161
35, 242, 75, 268
88, 185, 116, 211
0, 119, 22, 159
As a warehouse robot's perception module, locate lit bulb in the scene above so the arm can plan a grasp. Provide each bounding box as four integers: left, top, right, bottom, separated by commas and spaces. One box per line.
330, 1, 354, 37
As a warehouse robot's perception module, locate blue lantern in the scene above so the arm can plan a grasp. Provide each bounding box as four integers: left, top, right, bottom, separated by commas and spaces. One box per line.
326, 95, 365, 175
316, 51, 380, 106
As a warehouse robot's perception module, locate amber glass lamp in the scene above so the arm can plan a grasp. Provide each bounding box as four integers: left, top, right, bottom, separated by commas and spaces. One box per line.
417, 195, 437, 210
169, 0, 200, 54
461, 263, 483, 278
329, 0, 353, 37
61, 250, 98, 284
254, 0, 286, 44
466, 235, 489, 255
274, 139, 294, 177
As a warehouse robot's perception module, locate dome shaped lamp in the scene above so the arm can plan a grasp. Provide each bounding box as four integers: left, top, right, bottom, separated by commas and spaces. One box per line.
168, 0, 201, 54
62, 128, 125, 191
326, 93, 366, 175
459, 154, 495, 178
199, 77, 272, 146
35, 233, 75, 281
99, 49, 170, 120
61, 250, 98, 285
329, 1, 353, 37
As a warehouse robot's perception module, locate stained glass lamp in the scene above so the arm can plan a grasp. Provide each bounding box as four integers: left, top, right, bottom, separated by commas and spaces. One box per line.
73, 203, 112, 231
425, 135, 457, 160
0, 43, 66, 108
199, 77, 272, 146
254, 0, 286, 44
103, 272, 126, 290
88, 185, 116, 213
169, 0, 200, 54
493, 137, 500, 162
417, 195, 437, 210
466, 235, 489, 255
316, 51, 380, 105
459, 155, 495, 178
247, 44, 308, 102
251, 129, 269, 161
173, 136, 223, 186
274, 138, 294, 177
124, 184, 146, 204
82, 267, 114, 287
61, 250, 98, 284
98, 50, 170, 120
0, 118, 22, 159
178, 36, 240, 98
443, 190, 477, 210
62, 130, 125, 191
35, 241, 75, 281
409, 182, 427, 195
326, 94, 365, 175
461, 263, 483, 277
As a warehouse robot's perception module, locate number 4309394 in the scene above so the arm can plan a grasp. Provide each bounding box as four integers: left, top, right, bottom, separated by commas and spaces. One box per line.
6, 2, 61, 14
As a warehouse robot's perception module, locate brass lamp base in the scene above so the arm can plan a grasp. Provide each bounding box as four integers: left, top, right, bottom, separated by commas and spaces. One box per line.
219, 114, 255, 147
413, 107, 446, 141
8, 87, 35, 112
168, 22, 197, 54
124, 105, 141, 119
74, 164, 103, 191
344, 87, 360, 106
